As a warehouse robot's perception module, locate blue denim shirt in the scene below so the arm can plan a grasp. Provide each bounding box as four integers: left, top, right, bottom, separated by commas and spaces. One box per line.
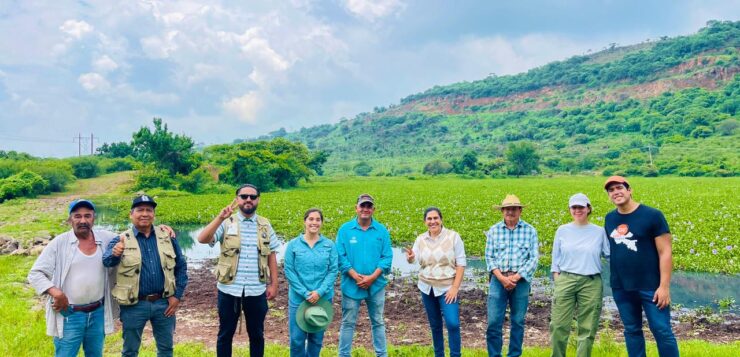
102, 226, 188, 300
336, 218, 393, 299
283, 234, 338, 305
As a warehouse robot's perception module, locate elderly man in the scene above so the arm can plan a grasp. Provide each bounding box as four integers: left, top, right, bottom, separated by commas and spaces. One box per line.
197, 183, 281, 357
103, 194, 188, 357
28, 199, 118, 357
484, 194, 539, 357
604, 176, 679, 357
336, 193, 393, 357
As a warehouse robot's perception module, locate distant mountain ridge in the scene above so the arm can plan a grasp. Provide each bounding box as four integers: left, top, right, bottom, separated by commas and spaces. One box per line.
254, 21, 740, 177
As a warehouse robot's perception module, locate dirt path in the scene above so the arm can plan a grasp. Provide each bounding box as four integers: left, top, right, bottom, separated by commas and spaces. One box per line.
169, 262, 740, 351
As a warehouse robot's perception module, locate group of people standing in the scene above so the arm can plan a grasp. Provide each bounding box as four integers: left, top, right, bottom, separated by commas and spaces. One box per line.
28, 175, 679, 357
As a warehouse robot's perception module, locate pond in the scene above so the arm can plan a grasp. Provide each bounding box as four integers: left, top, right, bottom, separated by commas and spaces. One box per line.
97, 218, 739, 311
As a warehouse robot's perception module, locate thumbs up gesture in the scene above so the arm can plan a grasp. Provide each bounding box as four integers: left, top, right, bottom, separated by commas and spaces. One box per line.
405, 246, 415, 263
112, 235, 126, 257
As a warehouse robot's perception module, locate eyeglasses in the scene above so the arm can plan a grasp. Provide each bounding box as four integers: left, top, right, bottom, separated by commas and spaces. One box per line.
238, 194, 259, 200
359, 203, 374, 209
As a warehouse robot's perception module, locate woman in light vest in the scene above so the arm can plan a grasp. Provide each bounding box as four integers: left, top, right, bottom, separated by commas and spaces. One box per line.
405, 207, 466, 357
283, 208, 338, 357
549, 193, 610, 357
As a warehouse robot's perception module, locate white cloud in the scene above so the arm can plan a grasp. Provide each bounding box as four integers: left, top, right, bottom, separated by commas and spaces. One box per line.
93, 55, 119, 73
343, 0, 405, 21
140, 31, 180, 59
59, 19, 94, 39
223, 91, 262, 124
78, 72, 110, 92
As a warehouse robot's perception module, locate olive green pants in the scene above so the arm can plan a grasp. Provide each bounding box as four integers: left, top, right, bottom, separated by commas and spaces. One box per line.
549, 272, 603, 357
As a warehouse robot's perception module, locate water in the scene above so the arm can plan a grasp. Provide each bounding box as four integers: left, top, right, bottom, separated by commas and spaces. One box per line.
96, 215, 738, 310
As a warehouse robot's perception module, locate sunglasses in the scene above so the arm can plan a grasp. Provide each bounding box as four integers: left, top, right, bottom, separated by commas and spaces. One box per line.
238, 194, 259, 200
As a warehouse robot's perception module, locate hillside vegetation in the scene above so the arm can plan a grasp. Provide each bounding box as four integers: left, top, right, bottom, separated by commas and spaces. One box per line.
264, 21, 739, 177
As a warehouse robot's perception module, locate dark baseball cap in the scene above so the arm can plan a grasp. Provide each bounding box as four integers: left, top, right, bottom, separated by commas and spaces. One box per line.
357, 193, 374, 205
131, 194, 157, 209
68, 199, 95, 214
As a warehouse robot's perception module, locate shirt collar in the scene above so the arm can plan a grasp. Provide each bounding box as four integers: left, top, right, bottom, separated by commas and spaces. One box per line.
351, 217, 377, 230
496, 220, 524, 230
67, 229, 103, 244
132, 226, 155, 237
299, 234, 327, 246
422, 227, 447, 240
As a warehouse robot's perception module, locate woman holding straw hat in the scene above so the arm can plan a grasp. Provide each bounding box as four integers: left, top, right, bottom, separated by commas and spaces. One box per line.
549, 193, 609, 357
284, 208, 338, 357
405, 207, 466, 357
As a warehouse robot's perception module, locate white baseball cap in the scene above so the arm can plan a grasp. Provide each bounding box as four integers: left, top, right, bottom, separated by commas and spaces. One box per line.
568, 193, 591, 208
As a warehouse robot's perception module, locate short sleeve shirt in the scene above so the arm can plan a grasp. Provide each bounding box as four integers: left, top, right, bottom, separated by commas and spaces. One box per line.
604, 204, 670, 291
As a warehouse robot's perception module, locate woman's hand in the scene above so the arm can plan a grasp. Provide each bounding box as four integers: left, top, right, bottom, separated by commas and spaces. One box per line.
404, 247, 415, 263
444, 286, 459, 304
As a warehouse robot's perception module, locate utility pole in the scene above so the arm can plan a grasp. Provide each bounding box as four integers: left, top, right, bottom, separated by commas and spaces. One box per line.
90, 133, 94, 155
78, 133, 82, 157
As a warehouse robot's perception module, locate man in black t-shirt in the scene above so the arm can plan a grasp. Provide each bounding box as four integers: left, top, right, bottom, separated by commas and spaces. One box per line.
604, 176, 679, 357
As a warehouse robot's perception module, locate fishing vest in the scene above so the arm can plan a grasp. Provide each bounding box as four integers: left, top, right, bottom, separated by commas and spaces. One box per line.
216, 214, 272, 284
111, 225, 177, 305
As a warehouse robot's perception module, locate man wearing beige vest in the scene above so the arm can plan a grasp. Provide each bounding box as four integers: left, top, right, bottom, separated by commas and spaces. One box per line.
485, 194, 539, 357
103, 195, 188, 357
197, 183, 281, 357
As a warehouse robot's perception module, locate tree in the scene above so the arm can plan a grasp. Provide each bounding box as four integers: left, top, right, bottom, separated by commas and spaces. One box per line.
423, 160, 453, 175
505, 142, 540, 177
307, 150, 329, 176
450, 151, 478, 174
96, 142, 135, 158
131, 118, 200, 175
353, 162, 372, 176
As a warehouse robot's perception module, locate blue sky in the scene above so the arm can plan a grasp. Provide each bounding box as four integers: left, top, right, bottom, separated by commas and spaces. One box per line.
0, 0, 738, 157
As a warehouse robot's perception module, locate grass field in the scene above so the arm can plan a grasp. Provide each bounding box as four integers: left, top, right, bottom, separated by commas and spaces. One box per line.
99, 176, 740, 273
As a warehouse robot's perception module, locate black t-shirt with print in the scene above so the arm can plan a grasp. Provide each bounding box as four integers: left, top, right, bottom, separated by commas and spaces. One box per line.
604, 204, 670, 291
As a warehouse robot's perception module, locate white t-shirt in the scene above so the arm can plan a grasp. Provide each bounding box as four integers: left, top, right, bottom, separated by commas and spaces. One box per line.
62, 247, 105, 305
551, 222, 609, 276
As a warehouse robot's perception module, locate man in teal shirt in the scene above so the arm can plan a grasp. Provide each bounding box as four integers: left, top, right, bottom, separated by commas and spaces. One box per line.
336, 194, 393, 357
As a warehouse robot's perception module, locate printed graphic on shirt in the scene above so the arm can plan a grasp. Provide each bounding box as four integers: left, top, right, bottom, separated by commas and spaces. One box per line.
610, 224, 637, 252
349, 236, 358, 244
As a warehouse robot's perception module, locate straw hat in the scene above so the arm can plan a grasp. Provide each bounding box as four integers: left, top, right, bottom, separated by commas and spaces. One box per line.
494, 194, 526, 209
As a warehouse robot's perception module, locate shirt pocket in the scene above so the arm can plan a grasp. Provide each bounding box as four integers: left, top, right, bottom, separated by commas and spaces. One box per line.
517, 242, 531, 259
494, 242, 507, 260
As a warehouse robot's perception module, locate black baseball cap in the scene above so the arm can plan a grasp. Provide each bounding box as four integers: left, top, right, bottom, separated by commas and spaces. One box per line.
131, 194, 157, 209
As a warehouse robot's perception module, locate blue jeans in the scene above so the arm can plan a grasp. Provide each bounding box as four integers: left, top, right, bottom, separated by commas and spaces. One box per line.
421, 289, 461, 357
612, 289, 679, 357
487, 278, 530, 357
120, 299, 175, 357
53, 305, 105, 357
288, 298, 331, 357
338, 290, 387, 357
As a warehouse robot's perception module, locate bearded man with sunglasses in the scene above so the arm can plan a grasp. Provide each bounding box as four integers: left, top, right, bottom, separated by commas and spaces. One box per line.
197, 184, 281, 357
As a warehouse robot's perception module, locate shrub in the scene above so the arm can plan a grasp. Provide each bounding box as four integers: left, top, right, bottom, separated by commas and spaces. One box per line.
0, 170, 49, 201
99, 157, 138, 173
134, 165, 175, 190
423, 160, 453, 175
68, 157, 101, 179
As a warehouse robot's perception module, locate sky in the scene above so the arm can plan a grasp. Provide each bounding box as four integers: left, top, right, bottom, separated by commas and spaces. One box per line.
0, 0, 738, 157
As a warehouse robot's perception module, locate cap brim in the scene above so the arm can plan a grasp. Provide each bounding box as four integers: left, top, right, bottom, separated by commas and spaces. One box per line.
494, 204, 525, 209
131, 202, 157, 209
69, 201, 95, 213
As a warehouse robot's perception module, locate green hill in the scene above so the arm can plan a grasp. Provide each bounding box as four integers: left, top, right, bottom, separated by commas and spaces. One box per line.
256, 20, 740, 177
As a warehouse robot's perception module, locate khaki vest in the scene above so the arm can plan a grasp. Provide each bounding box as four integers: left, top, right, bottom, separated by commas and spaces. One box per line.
417, 228, 457, 288
216, 214, 272, 284
111, 225, 177, 305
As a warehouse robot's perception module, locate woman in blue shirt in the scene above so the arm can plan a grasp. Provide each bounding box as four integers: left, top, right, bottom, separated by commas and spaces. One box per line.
549, 193, 609, 357
283, 208, 339, 357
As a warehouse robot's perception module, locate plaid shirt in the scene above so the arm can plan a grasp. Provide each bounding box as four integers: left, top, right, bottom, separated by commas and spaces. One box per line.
485, 219, 539, 281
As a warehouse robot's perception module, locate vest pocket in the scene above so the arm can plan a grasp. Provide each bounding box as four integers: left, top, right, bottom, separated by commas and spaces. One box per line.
112, 284, 135, 304
216, 262, 233, 282
162, 250, 177, 270
119, 261, 140, 277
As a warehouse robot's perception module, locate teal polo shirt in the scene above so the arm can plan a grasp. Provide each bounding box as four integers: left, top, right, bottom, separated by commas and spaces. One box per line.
336, 217, 393, 299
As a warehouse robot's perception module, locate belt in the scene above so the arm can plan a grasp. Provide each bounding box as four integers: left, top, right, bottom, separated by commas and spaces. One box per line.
562, 271, 601, 279
139, 293, 163, 302
71, 298, 104, 313
500, 271, 517, 277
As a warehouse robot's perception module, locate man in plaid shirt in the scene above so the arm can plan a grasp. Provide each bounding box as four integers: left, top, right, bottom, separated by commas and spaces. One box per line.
484, 194, 539, 357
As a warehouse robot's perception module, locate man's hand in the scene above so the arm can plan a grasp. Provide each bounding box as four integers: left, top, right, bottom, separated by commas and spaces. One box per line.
218, 199, 237, 220
496, 273, 516, 291
48, 287, 69, 312
164, 296, 180, 317
112, 236, 126, 257
653, 286, 671, 309
266, 283, 278, 300
357, 274, 376, 289
159, 225, 177, 239
307, 291, 320, 304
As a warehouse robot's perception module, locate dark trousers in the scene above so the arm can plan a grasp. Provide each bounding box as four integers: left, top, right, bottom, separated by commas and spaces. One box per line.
216, 290, 269, 357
